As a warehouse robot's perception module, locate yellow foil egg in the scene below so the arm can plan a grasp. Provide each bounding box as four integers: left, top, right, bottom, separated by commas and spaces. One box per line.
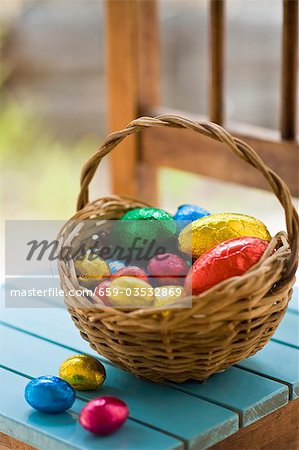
59, 354, 106, 391
179, 212, 271, 259
154, 286, 186, 307
75, 253, 110, 287
107, 276, 154, 308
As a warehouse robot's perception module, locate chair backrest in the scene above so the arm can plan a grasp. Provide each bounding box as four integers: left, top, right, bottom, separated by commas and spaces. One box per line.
107, 0, 298, 197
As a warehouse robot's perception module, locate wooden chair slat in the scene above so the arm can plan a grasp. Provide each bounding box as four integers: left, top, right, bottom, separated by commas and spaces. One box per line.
106, 0, 159, 203
280, 0, 298, 140
106, 0, 139, 198
209, 0, 225, 125
0, 324, 239, 449
0, 368, 182, 450
140, 107, 299, 197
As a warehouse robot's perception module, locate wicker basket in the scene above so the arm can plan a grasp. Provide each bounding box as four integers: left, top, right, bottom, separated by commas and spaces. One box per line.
58, 115, 298, 383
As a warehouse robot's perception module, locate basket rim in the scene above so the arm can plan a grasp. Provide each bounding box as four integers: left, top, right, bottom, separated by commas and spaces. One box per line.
75, 115, 299, 279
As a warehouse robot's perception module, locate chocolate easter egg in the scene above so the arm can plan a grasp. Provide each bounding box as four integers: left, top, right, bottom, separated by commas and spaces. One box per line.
59, 355, 106, 391
75, 253, 110, 287
154, 286, 186, 307
108, 260, 125, 274
112, 266, 149, 282
79, 396, 129, 435
107, 276, 154, 307
25, 376, 75, 414
173, 204, 210, 231
179, 213, 271, 259
148, 253, 189, 285
185, 236, 269, 295
94, 280, 112, 306
119, 207, 178, 242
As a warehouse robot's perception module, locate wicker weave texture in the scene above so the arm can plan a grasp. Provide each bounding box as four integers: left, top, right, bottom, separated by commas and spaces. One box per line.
58, 115, 298, 383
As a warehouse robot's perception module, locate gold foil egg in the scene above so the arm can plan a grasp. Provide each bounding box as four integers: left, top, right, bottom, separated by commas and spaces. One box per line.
75, 253, 110, 287
154, 286, 186, 307
59, 354, 106, 391
107, 276, 154, 308
179, 213, 271, 259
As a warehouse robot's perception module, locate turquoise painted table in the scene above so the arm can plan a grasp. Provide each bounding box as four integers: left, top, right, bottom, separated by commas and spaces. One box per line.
0, 286, 298, 450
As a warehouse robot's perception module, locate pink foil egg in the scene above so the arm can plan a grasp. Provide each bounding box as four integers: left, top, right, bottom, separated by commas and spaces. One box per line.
94, 280, 112, 306
79, 396, 129, 435
147, 253, 189, 285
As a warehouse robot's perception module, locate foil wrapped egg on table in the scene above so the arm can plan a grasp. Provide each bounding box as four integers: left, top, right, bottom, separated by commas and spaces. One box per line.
59, 354, 106, 391
79, 396, 129, 435
24, 376, 76, 414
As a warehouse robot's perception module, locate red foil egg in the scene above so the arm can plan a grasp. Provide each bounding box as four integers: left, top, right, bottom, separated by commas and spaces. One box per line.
94, 280, 112, 306
79, 396, 129, 435
112, 266, 149, 282
185, 237, 269, 295
148, 253, 189, 285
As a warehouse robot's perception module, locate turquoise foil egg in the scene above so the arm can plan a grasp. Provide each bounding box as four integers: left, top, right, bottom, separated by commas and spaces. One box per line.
25, 376, 76, 414
173, 204, 211, 231
108, 260, 126, 275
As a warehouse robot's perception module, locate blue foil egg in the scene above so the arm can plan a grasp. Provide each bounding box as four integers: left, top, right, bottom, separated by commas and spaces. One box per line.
173, 204, 211, 231
25, 376, 76, 414
108, 260, 126, 275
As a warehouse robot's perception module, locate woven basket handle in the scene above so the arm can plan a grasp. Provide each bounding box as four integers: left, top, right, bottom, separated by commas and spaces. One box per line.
77, 115, 299, 280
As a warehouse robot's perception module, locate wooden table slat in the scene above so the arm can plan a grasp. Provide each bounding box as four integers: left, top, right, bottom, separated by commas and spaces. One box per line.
271, 310, 299, 349
288, 286, 299, 314
237, 340, 299, 400
0, 324, 239, 449
0, 368, 183, 450
169, 366, 288, 427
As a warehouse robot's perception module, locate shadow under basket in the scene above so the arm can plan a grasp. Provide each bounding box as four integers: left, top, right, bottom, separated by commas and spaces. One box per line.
58, 115, 298, 383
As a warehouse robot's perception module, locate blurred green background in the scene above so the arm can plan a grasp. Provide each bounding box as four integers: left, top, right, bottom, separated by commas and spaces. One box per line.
0, 95, 99, 219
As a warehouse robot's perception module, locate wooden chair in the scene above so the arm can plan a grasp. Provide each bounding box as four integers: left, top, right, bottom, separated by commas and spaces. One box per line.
107, 0, 298, 204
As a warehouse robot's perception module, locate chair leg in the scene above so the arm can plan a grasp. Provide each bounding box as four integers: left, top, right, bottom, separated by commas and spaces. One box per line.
106, 0, 160, 199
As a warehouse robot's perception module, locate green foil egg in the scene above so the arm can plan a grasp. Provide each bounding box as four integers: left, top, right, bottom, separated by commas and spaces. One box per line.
116, 207, 178, 246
